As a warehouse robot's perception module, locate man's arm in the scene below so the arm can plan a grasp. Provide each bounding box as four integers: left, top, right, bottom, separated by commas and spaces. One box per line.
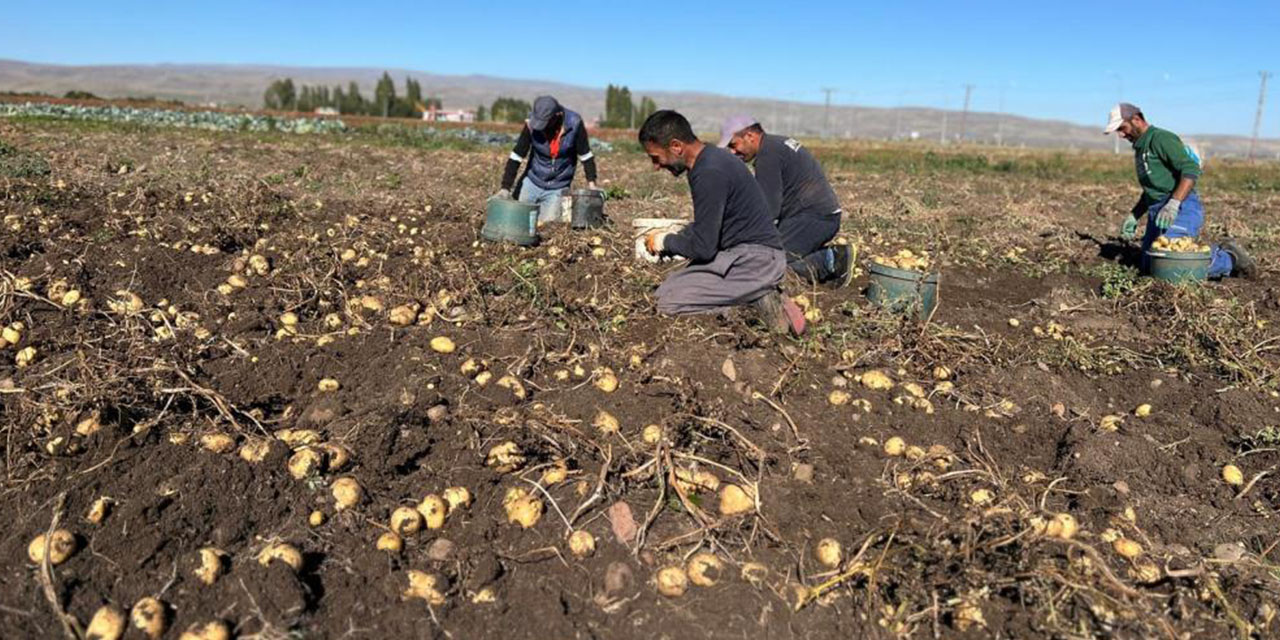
754, 150, 784, 222
1157, 132, 1199, 201
574, 124, 598, 188
500, 126, 533, 191
663, 170, 726, 262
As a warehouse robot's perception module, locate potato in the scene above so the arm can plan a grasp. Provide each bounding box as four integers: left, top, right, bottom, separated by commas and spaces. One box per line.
460, 358, 481, 376
429, 336, 456, 353
257, 543, 303, 572
388, 305, 417, 326
672, 467, 720, 494
1113, 538, 1143, 558
541, 460, 569, 485
318, 443, 352, 472
417, 495, 448, 529
686, 552, 724, 587
287, 448, 325, 480
276, 428, 321, 447
654, 566, 689, 597
308, 510, 326, 527
226, 274, 248, 289
376, 532, 403, 553
815, 538, 842, 569
317, 378, 340, 392
1099, 415, 1123, 432
718, 484, 755, 516
883, 436, 906, 457
129, 597, 167, 639
503, 488, 543, 528
642, 424, 663, 444
109, 290, 144, 314
594, 369, 619, 393
86, 605, 127, 640
15, 346, 36, 368
279, 312, 299, 328
178, 621, 231, 640
391, 506, 423, 535
568, 530, 596, 558
860, 370, 894, 390
486, 441, 525, 473
238, 438, 272, 463
1222, 464, 1244, 486
61, 290, 82, 306
905, 445, 926, 461
194, 547, 226, 586
248, 254, 270, 275
1134, 404, 1152, 418
933, 365, 952, 381
496, 375, 527, 399
403, 570, 447, 605
827, 390, 851, 406
1132, 560, 1161, 583
86, 497, 112, 524
75, 411, 102, 436
592, 411, 619, 434
359, 295, 384, 313
199, 433, 236, 454
1045, 513, 1079, 540
954, 601, 986, 631
442, 486, 472, 512
27, 529, 76, 565
331, 477, 363, 510
474, 371, 493, 386
1, 324, 21, 345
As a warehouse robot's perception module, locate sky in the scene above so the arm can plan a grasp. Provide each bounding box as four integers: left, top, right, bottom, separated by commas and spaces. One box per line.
3, 0, 1278, 137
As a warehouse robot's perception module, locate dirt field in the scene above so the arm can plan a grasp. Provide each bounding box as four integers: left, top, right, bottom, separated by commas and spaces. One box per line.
2, 117, 1280, 639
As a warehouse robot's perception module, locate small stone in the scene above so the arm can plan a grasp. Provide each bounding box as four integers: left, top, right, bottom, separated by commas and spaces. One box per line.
721, 358, 737, 382
426, 538, 457, 562
793, 463, 814, 484
426, 405, 449, 422
604, 561, 635, 596
1213, 542, 1247, 563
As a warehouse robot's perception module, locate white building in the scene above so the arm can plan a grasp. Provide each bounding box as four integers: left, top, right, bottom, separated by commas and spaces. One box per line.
423, 108, 475, 123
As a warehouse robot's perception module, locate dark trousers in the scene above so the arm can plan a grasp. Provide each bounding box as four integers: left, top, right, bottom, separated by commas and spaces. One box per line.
778, 213, 840, 282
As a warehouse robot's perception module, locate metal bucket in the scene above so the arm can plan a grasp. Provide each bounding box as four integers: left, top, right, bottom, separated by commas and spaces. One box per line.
570, 189, 606, 229
1146, 250, 1210, 283
866, 262, 940, 319
481, 198, 539, 246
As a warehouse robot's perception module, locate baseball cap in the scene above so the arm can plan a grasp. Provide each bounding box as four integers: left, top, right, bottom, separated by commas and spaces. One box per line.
718, 115, 759, 147
528, 96, 562, 131
1104, 102, 1141, 134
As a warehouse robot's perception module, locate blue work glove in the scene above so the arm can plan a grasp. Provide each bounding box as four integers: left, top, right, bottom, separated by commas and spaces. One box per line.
1156, 198, 1181, 231
1120, 216, 1138, 240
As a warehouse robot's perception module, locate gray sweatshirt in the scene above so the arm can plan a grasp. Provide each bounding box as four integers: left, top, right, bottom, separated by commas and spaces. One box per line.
753, 134, 841, 222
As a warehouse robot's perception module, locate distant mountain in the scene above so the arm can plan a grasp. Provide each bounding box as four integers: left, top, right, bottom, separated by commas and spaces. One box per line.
2, 59, 1276, 158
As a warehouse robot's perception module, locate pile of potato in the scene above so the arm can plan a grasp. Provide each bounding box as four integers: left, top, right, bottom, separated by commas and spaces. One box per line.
871, 249, 931, 272
1151, 236, 1210, 253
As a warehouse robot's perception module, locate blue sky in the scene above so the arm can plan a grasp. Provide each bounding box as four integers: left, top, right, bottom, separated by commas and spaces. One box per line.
3, 0, 1277, 136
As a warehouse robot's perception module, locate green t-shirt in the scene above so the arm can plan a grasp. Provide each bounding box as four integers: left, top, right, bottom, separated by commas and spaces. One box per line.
1132, 126, 1200, 206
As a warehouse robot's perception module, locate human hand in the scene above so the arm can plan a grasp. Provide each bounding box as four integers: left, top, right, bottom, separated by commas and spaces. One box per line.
491, 188, 511, 200
1120, 215, 1138, 240
1156, 199, 1181, 230
645, 230, 670, 256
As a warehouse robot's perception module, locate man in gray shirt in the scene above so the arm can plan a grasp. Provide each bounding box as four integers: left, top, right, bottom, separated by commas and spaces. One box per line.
639, 110, 805, 336
720, 116, 851, 286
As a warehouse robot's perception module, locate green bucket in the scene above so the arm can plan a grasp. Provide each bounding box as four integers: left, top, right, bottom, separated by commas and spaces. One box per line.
866, 262, 940, 318
481, 198, 539, 246
1146, 250, 1210, 283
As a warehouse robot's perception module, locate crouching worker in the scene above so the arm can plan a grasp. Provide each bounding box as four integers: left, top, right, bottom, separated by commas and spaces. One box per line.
719, 116, 853, 286
495, 95, 598, 223
638, 110, 805, 335
1107, 102, 1256, 278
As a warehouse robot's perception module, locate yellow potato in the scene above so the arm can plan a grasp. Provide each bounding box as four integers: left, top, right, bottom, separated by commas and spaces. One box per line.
541, 460, 569, 485
376, 532, 403, 553
442, 486, 472, 512
686, 552, 724, 587
86, 605, 127, 640
193, 547, 226, 586
568, 530, 596, 558
592, 411, 620, 434
403, 570, 447, 605
594, 369, 619, 393
129, 597, 167, 639
417, 495, 448, 529
429, 336, 456, 353
178, 621, 231, 640
883, 436, 906, 457
486, 441, 525, 472
1113, 538, 1143, 558
815, 538, 842, 569
287, 448, 325, 480
718, 484, 755, 516
27, 529, 76, 565
199, 433, 236, 454
257, 543, 303, 572
655, 566, 689, 597
860, 370, 894, 390
1222, 464, 1244, 486
390, 506, 423, 535
331, 477, 363, 510
642, 424, 663, 444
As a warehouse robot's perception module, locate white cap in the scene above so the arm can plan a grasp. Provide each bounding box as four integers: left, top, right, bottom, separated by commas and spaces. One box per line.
1104, 102, 1140, 134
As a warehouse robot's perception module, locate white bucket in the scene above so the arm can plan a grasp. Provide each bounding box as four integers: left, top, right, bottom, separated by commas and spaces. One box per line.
632, 218, 688, 263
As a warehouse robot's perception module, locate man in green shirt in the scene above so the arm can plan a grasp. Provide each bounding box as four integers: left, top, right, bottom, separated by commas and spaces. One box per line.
1106, 102, 1256, 278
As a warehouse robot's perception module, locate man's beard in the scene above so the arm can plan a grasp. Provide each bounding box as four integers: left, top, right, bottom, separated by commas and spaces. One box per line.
666, 157, 688, 177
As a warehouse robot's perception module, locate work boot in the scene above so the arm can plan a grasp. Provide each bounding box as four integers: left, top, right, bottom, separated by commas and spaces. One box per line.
752, 290, 806, 336
1220, 238, 1258, 278
828, 244, 855, 288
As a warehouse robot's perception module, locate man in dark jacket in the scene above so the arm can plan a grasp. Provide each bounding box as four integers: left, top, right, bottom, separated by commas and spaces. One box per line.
495, 95, 598, 223
639, 110, 805, 335
719, 116, 852, 286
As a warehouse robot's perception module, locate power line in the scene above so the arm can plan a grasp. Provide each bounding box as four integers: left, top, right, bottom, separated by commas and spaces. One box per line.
1249, 71, 1271, 160
959, 84, 974, 141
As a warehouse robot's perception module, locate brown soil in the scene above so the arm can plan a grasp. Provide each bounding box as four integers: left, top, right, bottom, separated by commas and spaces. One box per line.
1, 119, 1279, 639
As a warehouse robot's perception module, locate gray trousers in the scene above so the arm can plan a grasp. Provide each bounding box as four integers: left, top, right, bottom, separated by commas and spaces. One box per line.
655, 244, 785, 315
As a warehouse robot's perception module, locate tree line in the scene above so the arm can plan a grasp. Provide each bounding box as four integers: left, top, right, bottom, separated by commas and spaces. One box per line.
263, 72, 441, 116
603, 85, 656, 129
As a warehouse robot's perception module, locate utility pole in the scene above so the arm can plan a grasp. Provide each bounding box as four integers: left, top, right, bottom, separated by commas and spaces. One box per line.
1249, 71, 1271, 160
995, 83, 1006, 146
1108, 71, 1123, 154
821, 87, 837, 139
940, 110, 948, 145
958, 84, 974, 143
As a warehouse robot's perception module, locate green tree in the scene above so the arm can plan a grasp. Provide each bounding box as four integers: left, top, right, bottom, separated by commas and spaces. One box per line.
490, 97, 532, 124
374, 72, 396, 117
263, 78, 297, 111
475, 105, 488, 122
635, 96, 657, 126
604, 84, 635, 128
